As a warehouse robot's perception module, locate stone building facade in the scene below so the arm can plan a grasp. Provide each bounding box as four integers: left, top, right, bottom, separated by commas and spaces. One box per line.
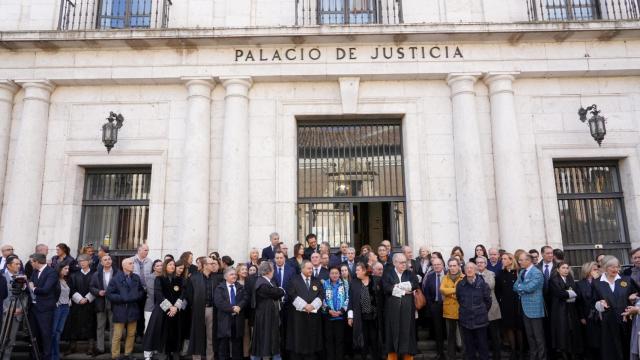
0, 0, 639, 264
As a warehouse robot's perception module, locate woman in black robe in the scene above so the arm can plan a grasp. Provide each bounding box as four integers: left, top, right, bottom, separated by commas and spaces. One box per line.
143, 259, 184, 359
348, 262, 383, 360
63, 254, 96, 355
250, 261, 285, 358
495, 252, 524, 359
382, 253, 420, 358
593, 255, 634, 360
575, 261, 601, 360
549, 262, 583, 359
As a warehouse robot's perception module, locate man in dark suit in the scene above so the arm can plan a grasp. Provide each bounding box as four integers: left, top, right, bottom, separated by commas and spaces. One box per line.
89, 254, 118, 355
303, 233, 320, 260
310, 253, 329, 280
535, 245, 555, 359
214, 267, 248, 360
28, 253, 59, 360
272, 250, 295, 359
261, 232, 281, 261
342, 247, 357, 279
423, 257, 446, 360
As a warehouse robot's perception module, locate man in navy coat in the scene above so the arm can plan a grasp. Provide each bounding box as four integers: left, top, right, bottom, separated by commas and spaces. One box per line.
261, 232, 281, 261
28, 253, 59, 360
214, 267, 249, 360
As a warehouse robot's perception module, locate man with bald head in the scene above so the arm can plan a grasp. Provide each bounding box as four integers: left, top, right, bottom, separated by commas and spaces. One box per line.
107, 258, 145, 360
486, 248, 502, 274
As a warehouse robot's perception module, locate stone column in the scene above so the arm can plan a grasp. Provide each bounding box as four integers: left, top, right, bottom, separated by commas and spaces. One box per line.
0, 81, 18, 222
484, 73, 531, 250
2, 80, 54, 258
217, 77, 252, 263
447, 74, 490, 250
178, 78, 215, 256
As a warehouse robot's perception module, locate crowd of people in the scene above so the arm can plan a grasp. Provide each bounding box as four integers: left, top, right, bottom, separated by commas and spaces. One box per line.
0, 234, 640, 360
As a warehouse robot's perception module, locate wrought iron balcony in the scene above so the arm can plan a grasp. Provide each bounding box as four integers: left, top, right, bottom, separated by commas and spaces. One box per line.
295, 0, 403, 26
58, 0, 172, 31
526, 0, 640, 21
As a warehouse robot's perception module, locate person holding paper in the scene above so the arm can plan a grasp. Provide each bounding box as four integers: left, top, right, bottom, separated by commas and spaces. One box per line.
382, 253, 419, 360
549, 261, 583, 359
286, 260, 324, 360
64, 254, 97, 356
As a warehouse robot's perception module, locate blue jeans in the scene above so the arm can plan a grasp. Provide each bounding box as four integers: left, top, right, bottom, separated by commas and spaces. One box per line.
51, 304, 69, 360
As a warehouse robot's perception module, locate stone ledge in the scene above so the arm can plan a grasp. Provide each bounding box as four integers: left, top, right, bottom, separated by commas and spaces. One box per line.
1, 21, 639, 50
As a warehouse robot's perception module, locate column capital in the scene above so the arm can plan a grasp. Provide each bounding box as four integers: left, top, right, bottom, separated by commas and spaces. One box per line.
220, 76, 253, 98
483, 72, 520, 96
446, 73, 481, 97
0, 81, 18, 104
14, 80, 55, 102
182, 77, 215, 99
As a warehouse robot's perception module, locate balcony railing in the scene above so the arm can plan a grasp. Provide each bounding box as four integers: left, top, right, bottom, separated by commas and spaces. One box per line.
58, 0, 172, 31
295, 0, 403, 26
526, 0, 640, 21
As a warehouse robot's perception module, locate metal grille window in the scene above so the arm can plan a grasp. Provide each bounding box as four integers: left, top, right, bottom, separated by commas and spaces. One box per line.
295, 0, 403, 25
58, 0, 171, 30
298, 123, 404, 200
297, 122, 406, 249
554, 161, 630, 265
80, 168, 151, 258
527, 0, 640, 21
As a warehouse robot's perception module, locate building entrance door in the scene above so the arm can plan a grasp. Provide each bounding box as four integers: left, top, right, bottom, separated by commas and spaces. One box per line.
297, 121, 406, 249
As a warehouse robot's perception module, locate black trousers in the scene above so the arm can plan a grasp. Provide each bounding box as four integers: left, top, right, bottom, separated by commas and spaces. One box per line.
488, 320, 501, 360
461, 326, 489, 360
324, 318, 345, 360
218, 336, 243, 360
428, 301, 445, 356
358, 318, 381, 360
30, 309, 54, 360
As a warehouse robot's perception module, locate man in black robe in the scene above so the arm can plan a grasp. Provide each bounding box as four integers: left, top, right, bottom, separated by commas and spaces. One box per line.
185, 257, 221, 360
65, 254, 97, 356
286, 260, 324, 360
382, 253, 419, 359
251, 261, 285, 359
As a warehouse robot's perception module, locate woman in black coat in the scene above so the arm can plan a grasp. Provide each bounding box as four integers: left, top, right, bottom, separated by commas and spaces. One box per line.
143, 259, 185, 359
348, 263, 383, 360
575, 261, 601, 360
549, 262, 583, 359
593, 255, 634, 360
494, 252, 524, 359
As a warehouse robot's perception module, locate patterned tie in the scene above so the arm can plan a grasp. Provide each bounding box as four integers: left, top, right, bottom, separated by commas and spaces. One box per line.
521, 269, 527, 282
305, 277, 310, 289
544, 264, 550, 279
230, 284, 236, 305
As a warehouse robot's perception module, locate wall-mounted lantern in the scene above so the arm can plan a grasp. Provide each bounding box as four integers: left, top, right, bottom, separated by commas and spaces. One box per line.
102, 111, 124, 153
578, 104, 606, 147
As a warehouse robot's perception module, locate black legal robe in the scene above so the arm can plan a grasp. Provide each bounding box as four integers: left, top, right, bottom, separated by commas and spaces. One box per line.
64, 269, 96, 341
143, 275, 184, 354
251, 276, 285, 357
185, 272, 222, 356
285, 274, 324, 355
382, 269, 419, 355
593, 275, 635, 360
548, 274, 583, 354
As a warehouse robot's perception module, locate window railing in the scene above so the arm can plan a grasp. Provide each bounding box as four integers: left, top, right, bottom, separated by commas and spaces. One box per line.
295, 0, 403, 26
58, 0, 172, 31
526, 0, 640, 21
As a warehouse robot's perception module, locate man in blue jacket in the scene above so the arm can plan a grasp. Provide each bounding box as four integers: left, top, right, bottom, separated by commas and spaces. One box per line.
107, 258, 145, 360
456, 262, 492, 360
28, 253, 58, 360
513, 252, 546, 360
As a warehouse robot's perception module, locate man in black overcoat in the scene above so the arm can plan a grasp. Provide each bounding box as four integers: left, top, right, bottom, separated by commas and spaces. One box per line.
185, 257, 221, 360
251, 262, 286, 359
214, 267, 248, 360
286, 260, 324, 360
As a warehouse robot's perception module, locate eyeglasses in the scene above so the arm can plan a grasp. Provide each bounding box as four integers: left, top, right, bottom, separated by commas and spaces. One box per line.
2, 248, 13, 252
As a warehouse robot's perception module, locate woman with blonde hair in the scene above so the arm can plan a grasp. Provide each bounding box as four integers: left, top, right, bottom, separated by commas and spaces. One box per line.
495, 252, 524, 360
247, 248, 261, 268
440, 257, 464, 360
575, 261, 600, 360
